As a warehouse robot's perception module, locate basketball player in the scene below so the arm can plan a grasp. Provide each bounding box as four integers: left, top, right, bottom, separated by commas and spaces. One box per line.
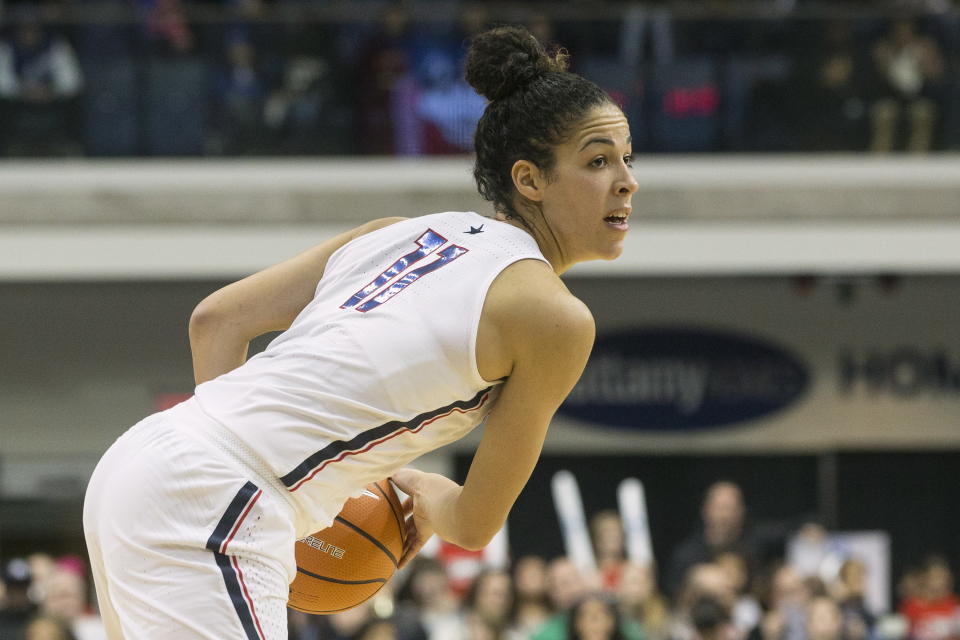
83, 25, 637, 639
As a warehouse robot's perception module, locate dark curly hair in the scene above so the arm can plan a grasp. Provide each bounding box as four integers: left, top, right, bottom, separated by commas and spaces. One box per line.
566, 592, 627, 640
465, 26, 615, 221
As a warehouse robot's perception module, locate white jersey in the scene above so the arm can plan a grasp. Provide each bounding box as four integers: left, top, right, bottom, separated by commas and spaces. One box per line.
192, 211, 548, 533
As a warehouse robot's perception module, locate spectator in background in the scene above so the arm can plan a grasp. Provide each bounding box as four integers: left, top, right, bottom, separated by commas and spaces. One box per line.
672, 563, 738, 640
805, 575, 830, 601
139, 0, 195, 55
28, 554, 56, 602
455, 3, 490, 44
417, 49, 486, 155
0, 7, 82, 155
393, 557, 456, 640
511, 555, 553, 639
591, 510, 628, 591
264, 54, 343, 154
806, 596, 845, 640
751, 564, 812, 640
211, 35, 267, 154
287, 609, 312, 639
667, 482, 761, 599
416, 3, 489, 155
898, 567, 926, 608
617, 563, 671, 640
356, 617, 400, 640
366, 620, 398, 640
389, 3, 488, 156
898, 556, 959, 640
353, 2, 416, 154
297, 600, 381, 640
831, 559, 875, 640
716, 551, 762, 639
793, 19, 870, 150
204, 0, 282, 98
567, 593, 632, 640
526, 10, 557, 52
23, 614, 77, 640
0, 558, 36, 639
40, 562, 105, 640
548, 557, 593, 615
413, 46, 486, 154
531, 558, 591, 640
868, 17, 945, 153
452, 569, 514, 640
691, 595, 736, 640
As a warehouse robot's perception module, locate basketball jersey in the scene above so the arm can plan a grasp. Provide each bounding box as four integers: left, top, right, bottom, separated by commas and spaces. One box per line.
193, 211, 548, 534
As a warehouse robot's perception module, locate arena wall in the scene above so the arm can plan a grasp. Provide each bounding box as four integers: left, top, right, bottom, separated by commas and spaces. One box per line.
2, 157, 960, 499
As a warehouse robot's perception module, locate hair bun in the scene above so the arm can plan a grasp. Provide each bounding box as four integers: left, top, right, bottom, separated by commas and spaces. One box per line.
465, 26, 568, 102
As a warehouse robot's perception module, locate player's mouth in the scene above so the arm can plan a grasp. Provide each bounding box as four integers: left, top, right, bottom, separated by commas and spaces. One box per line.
604, 207, 631, 231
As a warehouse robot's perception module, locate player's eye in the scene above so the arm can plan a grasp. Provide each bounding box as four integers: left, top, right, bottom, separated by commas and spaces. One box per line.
624, 154, 634, 167
590, 156, 607, 168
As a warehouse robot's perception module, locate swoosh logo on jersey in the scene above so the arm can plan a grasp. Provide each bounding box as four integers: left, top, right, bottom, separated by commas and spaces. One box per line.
465, 224, 484, 234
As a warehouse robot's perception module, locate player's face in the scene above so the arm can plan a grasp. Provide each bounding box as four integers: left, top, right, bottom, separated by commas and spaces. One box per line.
540, 102, 637, 267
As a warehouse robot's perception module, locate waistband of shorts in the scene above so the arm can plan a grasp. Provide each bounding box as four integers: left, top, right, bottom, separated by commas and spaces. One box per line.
164, 399, 305, 524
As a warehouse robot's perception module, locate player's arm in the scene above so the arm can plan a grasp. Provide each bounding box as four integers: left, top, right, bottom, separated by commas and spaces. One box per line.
189, 217, 406, 384
393, 271, 595, 559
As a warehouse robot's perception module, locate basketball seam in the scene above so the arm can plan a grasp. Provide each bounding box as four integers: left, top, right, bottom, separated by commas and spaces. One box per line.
374, 481, 405, 540
294, 566, 386, 585
335, 516, 399, 567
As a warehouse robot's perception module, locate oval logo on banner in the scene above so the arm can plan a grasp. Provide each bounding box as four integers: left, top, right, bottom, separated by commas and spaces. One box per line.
559, 328, 809, 430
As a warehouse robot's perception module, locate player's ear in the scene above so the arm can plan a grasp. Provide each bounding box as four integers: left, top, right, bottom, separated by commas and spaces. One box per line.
511, 159, 545, 203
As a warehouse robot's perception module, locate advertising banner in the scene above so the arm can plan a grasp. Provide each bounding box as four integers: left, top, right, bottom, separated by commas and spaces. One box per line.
541, 276, 960, 452
562, 327, 809, 430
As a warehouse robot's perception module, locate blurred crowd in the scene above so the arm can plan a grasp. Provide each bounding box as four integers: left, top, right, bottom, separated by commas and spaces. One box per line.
0, 0, 958, 156
3, 480, 960, 640
0, 553, 105, 640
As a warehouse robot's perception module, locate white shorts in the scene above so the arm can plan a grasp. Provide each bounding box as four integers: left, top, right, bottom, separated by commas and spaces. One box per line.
83, 406, 302, 640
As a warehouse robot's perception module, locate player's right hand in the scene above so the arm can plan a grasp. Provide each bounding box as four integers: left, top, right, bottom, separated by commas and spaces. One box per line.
390, 468, 460, 568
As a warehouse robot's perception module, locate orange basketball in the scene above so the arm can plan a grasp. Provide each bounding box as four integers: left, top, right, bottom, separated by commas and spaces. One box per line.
288, 479, 407, 614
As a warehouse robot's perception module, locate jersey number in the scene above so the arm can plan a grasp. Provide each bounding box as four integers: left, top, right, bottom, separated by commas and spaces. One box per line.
340, 229, 468, 312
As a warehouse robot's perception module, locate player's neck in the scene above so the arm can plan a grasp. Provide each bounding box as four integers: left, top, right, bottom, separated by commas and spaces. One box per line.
494, 210, 568, 275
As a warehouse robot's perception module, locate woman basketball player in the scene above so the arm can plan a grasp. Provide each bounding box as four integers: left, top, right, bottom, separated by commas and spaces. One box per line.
83, 25, 637, 639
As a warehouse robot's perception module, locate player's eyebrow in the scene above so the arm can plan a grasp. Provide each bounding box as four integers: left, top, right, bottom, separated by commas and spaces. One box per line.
579, 135, 632, 151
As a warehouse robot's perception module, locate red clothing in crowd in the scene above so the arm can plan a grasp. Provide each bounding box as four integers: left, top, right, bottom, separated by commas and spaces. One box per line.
900, 595, 960, 640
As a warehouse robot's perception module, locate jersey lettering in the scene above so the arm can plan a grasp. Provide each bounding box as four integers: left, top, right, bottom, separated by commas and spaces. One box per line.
340, 229, 446, 309
341, 229, 468, 312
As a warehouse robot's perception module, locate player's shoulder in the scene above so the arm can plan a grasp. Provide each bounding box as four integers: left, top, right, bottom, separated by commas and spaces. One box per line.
494, 258, 579, 302
525, 281, 595, 348
489, 260, 595, 349
352, 216, 409, 238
